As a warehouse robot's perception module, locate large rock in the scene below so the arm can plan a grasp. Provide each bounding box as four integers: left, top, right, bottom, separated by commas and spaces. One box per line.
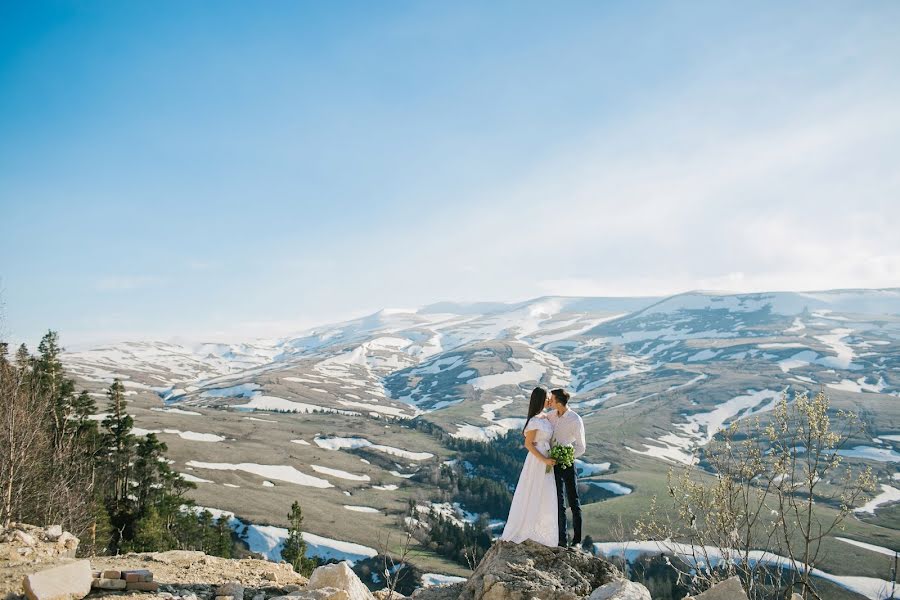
308, 562, 375, 600
411, 583, 465, 600
54, 533, 78, 558
217, 582, 245, 600
275, 588, 350, 600
458, 541, 621, 600
373, 590, 408, 600
588, 580, 651, 600
685, 577, 749, 600
22, 560, 92, 600
43, 526, 63, 542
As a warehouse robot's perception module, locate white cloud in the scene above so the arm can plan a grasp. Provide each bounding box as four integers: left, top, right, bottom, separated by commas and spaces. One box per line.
374, 92, 900, 301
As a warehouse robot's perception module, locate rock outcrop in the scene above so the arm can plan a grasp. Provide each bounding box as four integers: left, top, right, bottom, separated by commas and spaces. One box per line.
2, 523, 79, 564
449, 541, 621, 600
307, 562, 375, 600
6, 525, 647, 600
588, 580, 651, 600
684, 576, 749, 600
373, 590, 408, 600
22, 560, 92, 600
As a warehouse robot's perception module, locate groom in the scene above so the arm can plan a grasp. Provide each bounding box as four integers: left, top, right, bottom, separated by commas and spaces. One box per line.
547, 388, 586, 548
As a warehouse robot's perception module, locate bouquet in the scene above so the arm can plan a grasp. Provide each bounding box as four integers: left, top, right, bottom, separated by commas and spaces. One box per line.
546, 441, 575, 473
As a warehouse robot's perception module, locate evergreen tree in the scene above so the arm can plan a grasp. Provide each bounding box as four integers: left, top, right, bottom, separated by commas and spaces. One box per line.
36, 331, 76, 448
15, 343, 30, 367
101, 379, 135, 516
282, 501, 313, 576
132, 433, 172, 516
72, 390, 98, 434
129, 506, 172, 552
2, 329, 235, 557
212, 515, 235, 557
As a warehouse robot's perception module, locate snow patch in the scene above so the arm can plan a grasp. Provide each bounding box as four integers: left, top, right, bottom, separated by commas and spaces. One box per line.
311, 465, 370, 482
186, 461, 333, 488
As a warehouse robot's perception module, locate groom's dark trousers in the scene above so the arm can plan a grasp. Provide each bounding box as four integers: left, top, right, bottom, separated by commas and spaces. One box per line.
554, 464, 581, 546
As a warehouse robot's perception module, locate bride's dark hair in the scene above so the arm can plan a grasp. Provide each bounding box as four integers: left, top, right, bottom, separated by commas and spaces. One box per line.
522, 387, 548, 433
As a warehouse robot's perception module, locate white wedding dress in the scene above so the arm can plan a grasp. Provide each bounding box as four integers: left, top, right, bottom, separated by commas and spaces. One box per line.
499, 416, 559, 546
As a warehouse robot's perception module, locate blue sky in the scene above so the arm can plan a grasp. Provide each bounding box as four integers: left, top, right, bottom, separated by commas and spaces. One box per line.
1, 1, 899, 346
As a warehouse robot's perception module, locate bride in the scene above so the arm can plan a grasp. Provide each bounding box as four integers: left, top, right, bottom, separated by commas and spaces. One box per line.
500, 387, 559, 546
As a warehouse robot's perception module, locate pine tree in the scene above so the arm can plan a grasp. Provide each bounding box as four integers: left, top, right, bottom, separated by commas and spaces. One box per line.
132, 433, 170, 516
212, 515, 235, 557
101, 379, 135, 515
282, 501, 312, 576
129, 506, 172, 552
72, 390, 98, 434
36, 331, 76, 448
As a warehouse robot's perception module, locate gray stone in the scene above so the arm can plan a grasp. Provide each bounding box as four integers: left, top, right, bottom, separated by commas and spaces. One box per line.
217, 582, 245, 600
13, 530, 37, 547
410, 584, 464, 600
22, 560, 93, 600
93, 579, 128, 590
43, 525, 63, 541
276, 589, 350, 600
55, 532, 79, 557
588, 580, 651, 600
457, 541, 620, 600
692, 577, 748, 600
308, 562, 374, 600
373, 590, 408, 600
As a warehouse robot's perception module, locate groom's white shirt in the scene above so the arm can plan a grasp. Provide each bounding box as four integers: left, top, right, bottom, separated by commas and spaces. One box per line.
548, 408, 586, 458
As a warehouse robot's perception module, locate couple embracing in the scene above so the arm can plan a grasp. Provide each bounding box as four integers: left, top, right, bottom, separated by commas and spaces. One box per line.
500, 387, 586, 548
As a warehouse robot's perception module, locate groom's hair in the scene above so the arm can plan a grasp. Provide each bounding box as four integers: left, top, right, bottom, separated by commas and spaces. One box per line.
551, 388, 570, 405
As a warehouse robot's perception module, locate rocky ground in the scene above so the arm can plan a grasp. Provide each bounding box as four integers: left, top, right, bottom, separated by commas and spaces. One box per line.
2, 522, 763, 600
1, 523, 306, 600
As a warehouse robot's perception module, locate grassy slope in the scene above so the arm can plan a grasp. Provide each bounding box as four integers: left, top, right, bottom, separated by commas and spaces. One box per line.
93, 378, 899, 584
580, 456, 899, 588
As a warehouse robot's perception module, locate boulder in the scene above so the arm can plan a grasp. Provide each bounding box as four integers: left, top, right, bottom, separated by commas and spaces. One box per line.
275, 589, 350, 600
55, 532, 79, 557
458, 541, 621, 600
687, 577, 748, 600
373, 590, 408, 600
410, 584, 465, 600
588, 580, 651, 600
13, 530, 37, 547
43, 526, 63, 542
308, 562, 375, 600
217, 582, 245, 600
22, 559, 93, 600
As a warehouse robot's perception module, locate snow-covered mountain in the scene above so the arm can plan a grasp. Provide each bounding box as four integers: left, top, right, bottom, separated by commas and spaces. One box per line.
65, 288, 900, 450
61, 288, 900, 583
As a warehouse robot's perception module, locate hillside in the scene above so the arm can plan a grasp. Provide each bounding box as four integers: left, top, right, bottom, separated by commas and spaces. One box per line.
59, 289, 900, 597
